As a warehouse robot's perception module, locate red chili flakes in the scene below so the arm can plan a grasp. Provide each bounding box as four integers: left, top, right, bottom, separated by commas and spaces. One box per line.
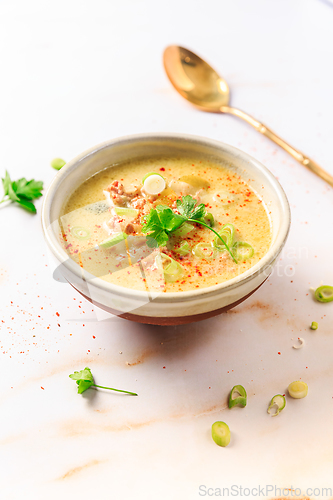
163, 366, 166, 369
87, 350, 90, 352
160, 167, 165, 171
278, 352, 281, 355
41, 387, 44, 390
56, 312, 60, 317
92, 335, 96, 339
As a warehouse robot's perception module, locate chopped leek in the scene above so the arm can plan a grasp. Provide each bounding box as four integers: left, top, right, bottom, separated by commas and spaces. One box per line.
211, 421, 231, 447
160, 253, 184, 282
99, 232, 127, 249
173, 222, 194, 238
311, 321, 318, 330
314, 285, 333, 303
113, 207, 139, 217
288, 381, 308, 399
267, 394, 286, 416
204, 213, 214, 227
229, 385, 247, 408
51, 158, 66, 170
142, 173, 166, 195
232, 242, 254, 260
70, 226, 91, 240
192, 243, 217, 260
213, 223, 235, 251
174, 241, 190, 256
142, 172, 165, 183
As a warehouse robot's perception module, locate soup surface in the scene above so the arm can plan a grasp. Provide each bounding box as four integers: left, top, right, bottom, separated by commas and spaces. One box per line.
60, 156, 272, 293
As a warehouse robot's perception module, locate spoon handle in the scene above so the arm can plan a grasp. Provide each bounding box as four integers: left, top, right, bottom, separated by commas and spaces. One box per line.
221, 106, 333, 188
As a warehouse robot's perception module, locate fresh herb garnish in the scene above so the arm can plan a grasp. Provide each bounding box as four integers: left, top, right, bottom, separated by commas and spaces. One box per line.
142, 195, 237, 263
69, 367, 138, 396
1, 171, 43, 214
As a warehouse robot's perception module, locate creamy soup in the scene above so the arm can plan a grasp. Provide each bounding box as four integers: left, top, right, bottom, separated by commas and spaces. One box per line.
60, 157, 272, 293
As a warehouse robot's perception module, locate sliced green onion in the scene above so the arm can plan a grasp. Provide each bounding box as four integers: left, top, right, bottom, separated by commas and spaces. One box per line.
267, 394, 286, 416
51, 158, 66, 170
314, 285, 333, 303
211, 421, 231, 447
142, 172, 165, 183
311, 321, 318, 330
288, 381, 308, 399
229, 385, 247, 408
113, 207, 139, 217
188, 218, 237, 264
192, 243, 217, 260
204, 213, 214, 227
213, 223, 235, 251
70, 226, 91, 240
160, 252, 184, 283
99, 232, 127, 249
232, 242, 254, 260
142, 173, 166, 195
174, 241, 190, 256
173, 222, 194, 238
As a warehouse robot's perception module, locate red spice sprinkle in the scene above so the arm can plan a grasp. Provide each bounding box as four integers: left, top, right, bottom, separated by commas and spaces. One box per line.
56, 312, 60, 317
92, 335, 96, 339
278, 352, 281, 355
160, 167, 165, 171
163, 366, 166, 369
87, 350, 90, 352
41, 387, 44, 390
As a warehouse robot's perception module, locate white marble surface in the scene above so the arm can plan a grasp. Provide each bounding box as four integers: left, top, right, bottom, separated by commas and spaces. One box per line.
1, 1, 333, 499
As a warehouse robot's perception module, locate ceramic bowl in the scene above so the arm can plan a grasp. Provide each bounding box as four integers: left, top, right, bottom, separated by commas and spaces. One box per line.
42, 133, 290, 325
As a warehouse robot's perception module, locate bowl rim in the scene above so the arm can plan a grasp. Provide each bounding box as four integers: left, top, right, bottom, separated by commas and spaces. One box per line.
42, 132, 291, 303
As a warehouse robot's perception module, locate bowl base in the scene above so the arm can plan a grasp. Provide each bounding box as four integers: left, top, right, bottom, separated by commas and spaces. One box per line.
71, 280, 266, 325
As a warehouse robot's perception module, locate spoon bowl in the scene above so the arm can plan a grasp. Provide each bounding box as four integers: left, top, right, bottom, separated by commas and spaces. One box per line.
163, 45, 230, 111
163, 45, 333, 188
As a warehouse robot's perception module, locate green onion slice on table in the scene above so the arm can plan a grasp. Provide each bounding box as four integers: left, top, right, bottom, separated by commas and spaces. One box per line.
51, 158, 66, 170
267, 394, 286, 416
311, 321, 318, 330
314, 285, 333, 303
211, 421, 231, 447
288, 381, 308, 399
229, 385, 247, 408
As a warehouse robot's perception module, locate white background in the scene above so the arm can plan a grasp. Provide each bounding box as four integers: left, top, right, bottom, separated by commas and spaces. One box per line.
1, 1, 333, 499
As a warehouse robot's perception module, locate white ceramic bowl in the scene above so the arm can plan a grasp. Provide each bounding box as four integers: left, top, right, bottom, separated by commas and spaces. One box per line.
42, 133, 290, 325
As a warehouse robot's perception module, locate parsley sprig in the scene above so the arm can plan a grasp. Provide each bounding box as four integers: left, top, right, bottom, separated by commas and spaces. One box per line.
1, 171, 43, 214
142, 195, 237, 263
69, 367, 138, 396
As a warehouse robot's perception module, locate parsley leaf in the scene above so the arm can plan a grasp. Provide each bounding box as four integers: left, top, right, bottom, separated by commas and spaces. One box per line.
141, 195, 237, 263
69, 367, 138, 396
1, 171, 43, 214
176, 195, 206, 221
142, 205, 184, 247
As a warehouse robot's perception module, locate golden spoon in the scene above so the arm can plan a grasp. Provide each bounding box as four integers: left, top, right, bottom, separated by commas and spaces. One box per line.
163, 45, 333, 188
